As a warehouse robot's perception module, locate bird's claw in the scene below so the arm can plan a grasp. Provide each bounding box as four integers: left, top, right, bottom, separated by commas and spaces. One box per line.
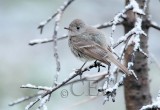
94, 61, 106, 72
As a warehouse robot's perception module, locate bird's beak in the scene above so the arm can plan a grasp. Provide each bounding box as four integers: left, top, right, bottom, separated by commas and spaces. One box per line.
64, 27, 71, 31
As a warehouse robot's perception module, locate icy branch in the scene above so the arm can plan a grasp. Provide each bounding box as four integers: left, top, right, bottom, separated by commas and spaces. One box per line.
29, 20, 123, 46
21, 84, 52, 91
98, 74, 126, 103
52, 12, 62, 85
9, 62, 105, 109
28, 35, 67, 46
37, 0, 75, 34
9, 93, 42, 106
140, 90, 160, 110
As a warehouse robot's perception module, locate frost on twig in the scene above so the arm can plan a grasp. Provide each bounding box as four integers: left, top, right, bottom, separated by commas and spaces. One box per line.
52, 12, 62, 86
8, 93, 42, 106
140, 90, 160, 110
98, 74, 126, 103
9, 61, 106, 109
37, 0, 75, 34
28, 35, 68, 46
11, 0, 153, 109
21, 84, 52, 91
29, 20, 123, 46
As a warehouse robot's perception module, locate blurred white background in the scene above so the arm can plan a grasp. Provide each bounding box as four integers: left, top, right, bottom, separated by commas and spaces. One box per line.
0, 0, 160, 110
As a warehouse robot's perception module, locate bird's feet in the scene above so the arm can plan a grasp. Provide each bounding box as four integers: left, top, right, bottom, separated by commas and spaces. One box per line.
94, 61, 106, 72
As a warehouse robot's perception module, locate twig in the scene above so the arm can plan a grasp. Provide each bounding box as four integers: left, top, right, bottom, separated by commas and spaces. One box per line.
20, 84, 52, 91
37, 0, 75, 34
9, 62, 105, 108
28, 35, 67, 46
150, 21, 160, 31
52, 12, 61, 85
29, 20, 123, 46
9, 93, 42, 106
98, 74, 126, 103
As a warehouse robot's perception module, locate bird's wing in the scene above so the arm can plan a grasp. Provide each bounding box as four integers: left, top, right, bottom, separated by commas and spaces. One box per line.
71, 37, 112, 63
71, 37, 130, 75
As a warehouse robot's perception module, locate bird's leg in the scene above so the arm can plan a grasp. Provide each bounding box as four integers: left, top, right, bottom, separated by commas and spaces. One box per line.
94, 60, 106, 72
107, 63, 111, 74
76, 61, 87, 79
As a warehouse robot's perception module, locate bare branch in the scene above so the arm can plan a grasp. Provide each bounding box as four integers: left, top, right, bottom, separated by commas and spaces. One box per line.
150, 21, 160, 31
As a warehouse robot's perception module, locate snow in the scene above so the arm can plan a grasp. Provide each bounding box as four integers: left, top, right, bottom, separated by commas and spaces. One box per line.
25, 101, 35, 110
22, 84, 36, 88
40, 21, 47, 26
29, 38, 51, 44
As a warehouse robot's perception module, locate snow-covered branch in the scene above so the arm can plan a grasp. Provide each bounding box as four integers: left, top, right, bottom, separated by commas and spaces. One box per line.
37, 0, 75, 34
9, 93, 42, 106
29, 20, 123, 46
140, 90, 160, 110
52, 11, 62, 86
21, 84, 52, 91
98, 74, 126, 103
9, 61, 106, 109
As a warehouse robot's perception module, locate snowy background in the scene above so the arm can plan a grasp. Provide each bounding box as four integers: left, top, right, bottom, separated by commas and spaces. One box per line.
0, 0, 160, 110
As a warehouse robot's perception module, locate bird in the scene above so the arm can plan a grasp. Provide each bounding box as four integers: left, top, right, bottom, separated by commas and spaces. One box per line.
64, 19, 131, 75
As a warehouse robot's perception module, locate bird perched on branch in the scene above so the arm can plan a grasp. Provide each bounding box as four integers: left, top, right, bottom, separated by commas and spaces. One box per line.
65, 19, 131, 75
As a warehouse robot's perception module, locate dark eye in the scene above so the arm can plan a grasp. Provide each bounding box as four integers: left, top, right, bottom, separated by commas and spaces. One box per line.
76, 26, 80, 30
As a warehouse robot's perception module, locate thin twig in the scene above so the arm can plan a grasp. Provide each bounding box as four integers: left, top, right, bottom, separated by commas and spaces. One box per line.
20, 84, 52, 91
150, 21, 160, 31
37, 0, 75, 34
29, 20, 123, 46
9, 93, 42, 106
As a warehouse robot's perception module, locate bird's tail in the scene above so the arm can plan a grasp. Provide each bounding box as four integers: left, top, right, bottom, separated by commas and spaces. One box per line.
108, 57, 131, 75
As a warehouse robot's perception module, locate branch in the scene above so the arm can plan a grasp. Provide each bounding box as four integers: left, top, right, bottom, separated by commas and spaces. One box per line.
150, 21, 160, 31
52, 11, 62, 85
28, 20, 123, 46
37, 0, 75, 34
9, 92, 42, 106
21, 84, 52, 91
28, 35, 68, 46
98, 74, 126, 103
9, 62, 106, 109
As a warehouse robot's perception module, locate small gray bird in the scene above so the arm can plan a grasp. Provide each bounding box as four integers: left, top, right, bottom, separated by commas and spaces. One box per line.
65, 19, 131, 75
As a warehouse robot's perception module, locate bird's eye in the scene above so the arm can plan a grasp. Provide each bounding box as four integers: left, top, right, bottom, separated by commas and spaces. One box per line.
76, 27, 80, 30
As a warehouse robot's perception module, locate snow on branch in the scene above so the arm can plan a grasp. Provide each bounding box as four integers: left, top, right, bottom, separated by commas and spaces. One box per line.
10, 0, 152, 109
140, 90, 160, 110
9, 93, 42, 106
37, 0, 75, 34
9, 62, 106, 109
52, 11, 62, 86
21, 84, 52, 91
29, 20, 123, 46
98, 74, 126, 103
